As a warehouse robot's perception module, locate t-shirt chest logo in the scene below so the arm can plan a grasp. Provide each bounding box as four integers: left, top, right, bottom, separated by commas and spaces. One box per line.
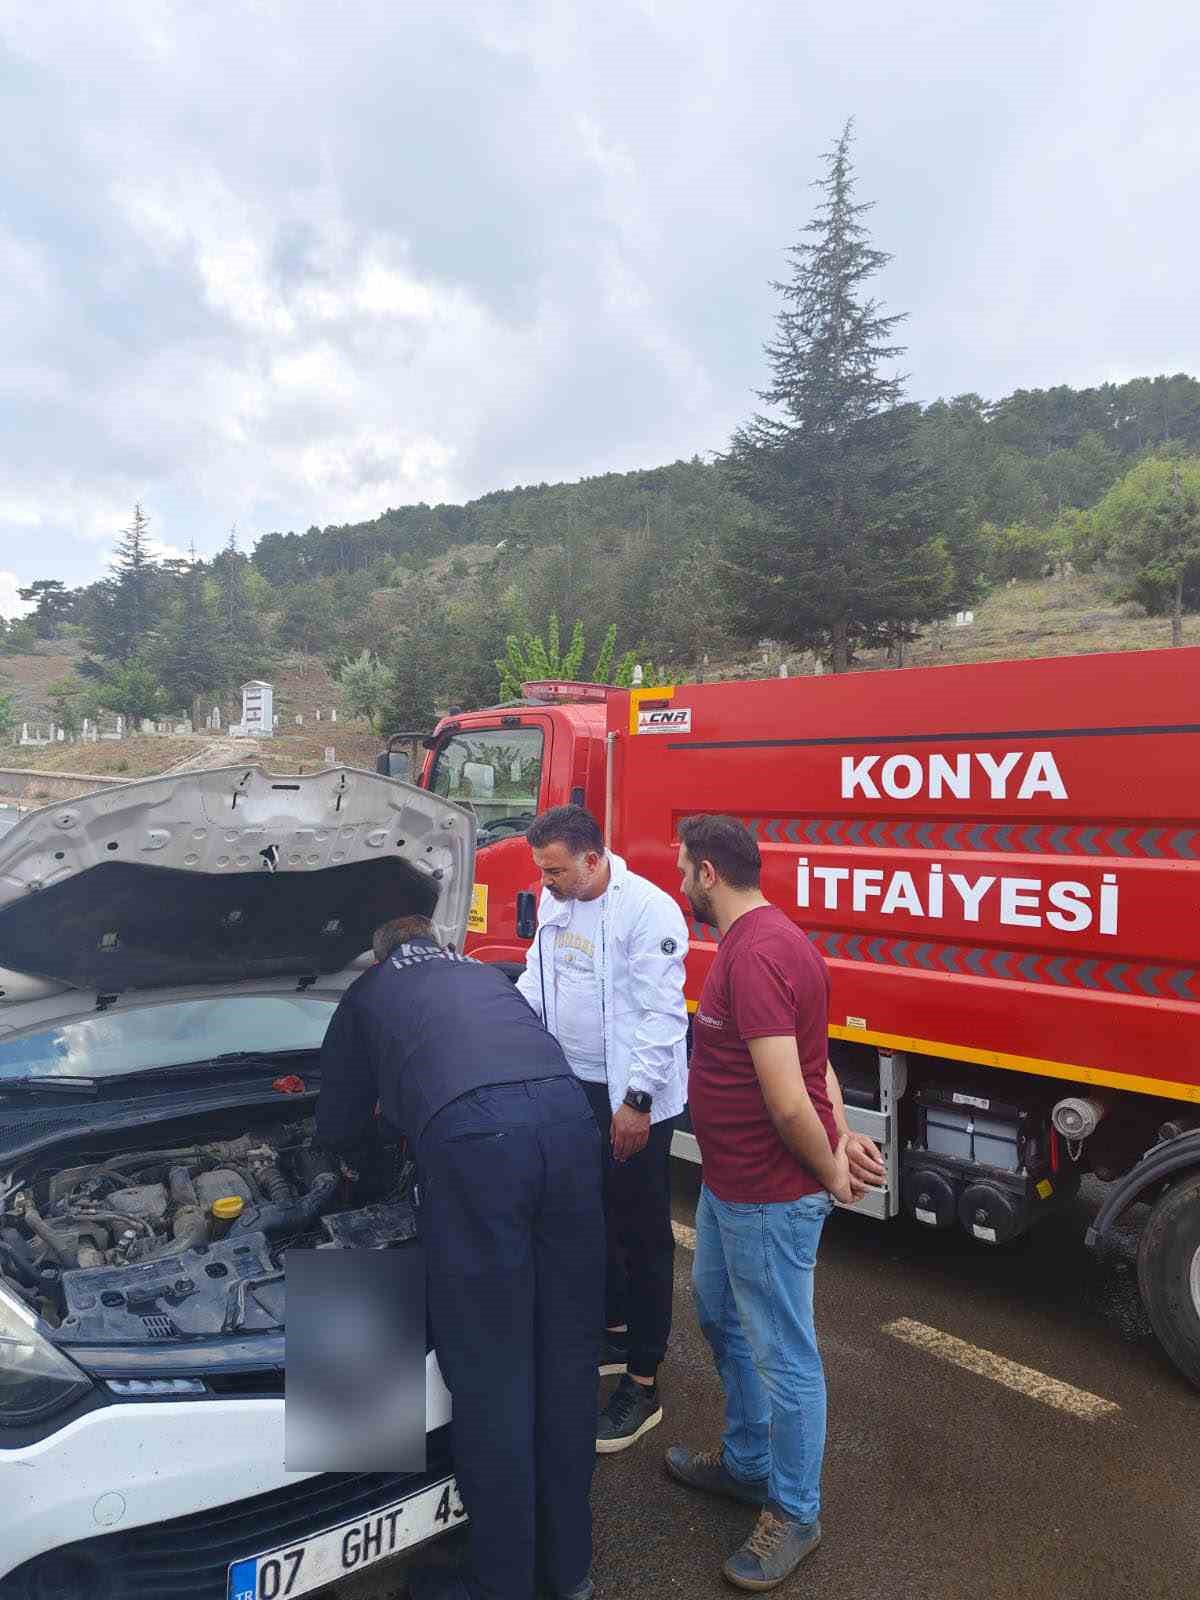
696, 1008, 727, 1030
558, 929, 595, 968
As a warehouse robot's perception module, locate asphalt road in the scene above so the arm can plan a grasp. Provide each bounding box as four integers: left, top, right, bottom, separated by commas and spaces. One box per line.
327, 1167, 1200, 1600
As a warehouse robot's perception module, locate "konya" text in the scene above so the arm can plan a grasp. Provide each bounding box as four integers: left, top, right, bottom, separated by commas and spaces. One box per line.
841, 750, 1067, 801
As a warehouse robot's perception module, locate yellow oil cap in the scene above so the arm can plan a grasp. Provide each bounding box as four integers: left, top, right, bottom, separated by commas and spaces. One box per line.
212, 1196, 244, 1221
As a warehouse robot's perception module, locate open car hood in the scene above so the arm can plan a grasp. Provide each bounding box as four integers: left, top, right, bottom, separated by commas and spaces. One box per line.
0, 766, 475, 1042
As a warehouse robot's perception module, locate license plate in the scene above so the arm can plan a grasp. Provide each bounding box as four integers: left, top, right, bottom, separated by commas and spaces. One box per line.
228, 1475, 466, 1599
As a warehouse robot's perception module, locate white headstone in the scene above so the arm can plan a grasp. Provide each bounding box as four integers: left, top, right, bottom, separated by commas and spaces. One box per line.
239, 681, 274, 738
954, 610, 975, 627
631, 664, 644, 686
210, 706, 222, 731
273, 714, 280, 728
315, 709, 322, 722
324, 746, 336, 766
295, 714, 303, 726
330, 709, 337, 723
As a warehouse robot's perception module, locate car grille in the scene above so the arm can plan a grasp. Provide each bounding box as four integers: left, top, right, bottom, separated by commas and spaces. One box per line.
205, 1369, 286, 1398
0, 1426, 453, 1600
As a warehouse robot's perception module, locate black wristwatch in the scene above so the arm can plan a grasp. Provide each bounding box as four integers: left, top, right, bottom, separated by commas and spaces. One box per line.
623, 1089, 653, 1114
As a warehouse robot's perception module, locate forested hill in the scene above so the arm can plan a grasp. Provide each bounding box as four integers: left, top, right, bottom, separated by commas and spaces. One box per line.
3, 372, 1199, 741
252, 376, 1200, 586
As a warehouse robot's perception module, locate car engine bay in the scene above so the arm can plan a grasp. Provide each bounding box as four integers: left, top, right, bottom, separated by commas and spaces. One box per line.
0, 1117, 417, 1345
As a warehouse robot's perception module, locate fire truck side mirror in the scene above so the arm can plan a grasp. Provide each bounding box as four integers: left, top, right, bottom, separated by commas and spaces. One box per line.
376, 750, 412, 781
515, 891, 537, 941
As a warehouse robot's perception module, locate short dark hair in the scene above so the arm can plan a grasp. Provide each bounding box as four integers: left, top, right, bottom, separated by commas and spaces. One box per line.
678, 814, 761, 890
373, 915, 437, 961
526, 804, 605, 856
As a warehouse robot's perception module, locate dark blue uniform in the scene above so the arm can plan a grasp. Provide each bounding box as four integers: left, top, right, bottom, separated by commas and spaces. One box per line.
317, 941, 604, 1600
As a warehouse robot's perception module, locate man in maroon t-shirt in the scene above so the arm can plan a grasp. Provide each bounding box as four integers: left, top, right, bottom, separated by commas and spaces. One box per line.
665, 815, 884, 1593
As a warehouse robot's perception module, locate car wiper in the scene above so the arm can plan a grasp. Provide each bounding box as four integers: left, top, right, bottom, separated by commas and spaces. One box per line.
0, 1054, 317, 1094
209, 1051, 310, 1067
98, 1052, 319, 1085
0, 1075, 99, 1095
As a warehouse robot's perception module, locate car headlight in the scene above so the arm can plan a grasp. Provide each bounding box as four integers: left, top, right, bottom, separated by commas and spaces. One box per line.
0, 1283, 93, 1426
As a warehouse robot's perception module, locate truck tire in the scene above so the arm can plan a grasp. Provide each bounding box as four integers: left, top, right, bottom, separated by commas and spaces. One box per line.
1136, 1168, 1200, 1390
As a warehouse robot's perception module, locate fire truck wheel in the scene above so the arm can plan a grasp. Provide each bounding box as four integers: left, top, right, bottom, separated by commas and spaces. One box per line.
1136, 1169, 1200, 1391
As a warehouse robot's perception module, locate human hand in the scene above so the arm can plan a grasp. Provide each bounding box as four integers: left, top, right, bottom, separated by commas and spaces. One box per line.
846, 1132, 886, 1198
611, 1104, 651, 1163
825, 1133, 855, 1206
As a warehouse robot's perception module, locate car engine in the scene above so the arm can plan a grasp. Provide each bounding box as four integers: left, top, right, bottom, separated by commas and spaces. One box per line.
0, 1119, 418, 1344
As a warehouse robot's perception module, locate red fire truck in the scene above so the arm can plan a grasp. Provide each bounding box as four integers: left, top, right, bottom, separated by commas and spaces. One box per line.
380, 647, 1200, 1387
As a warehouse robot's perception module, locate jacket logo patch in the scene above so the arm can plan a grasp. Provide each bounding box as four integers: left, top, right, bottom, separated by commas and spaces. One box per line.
661, 937, 678, 955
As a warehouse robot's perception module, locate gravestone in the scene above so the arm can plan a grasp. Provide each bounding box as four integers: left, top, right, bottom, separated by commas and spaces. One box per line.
237, 681, 273, 739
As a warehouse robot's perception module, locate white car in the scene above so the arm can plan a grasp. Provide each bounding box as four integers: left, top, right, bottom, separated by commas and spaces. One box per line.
0, 767, 476, 1600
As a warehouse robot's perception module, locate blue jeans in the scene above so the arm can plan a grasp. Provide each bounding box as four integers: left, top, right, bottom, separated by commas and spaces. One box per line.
692, 1183, 834, 1523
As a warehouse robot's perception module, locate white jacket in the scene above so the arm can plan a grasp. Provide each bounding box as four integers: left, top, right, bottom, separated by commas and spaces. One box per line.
516, 852, 689, 1124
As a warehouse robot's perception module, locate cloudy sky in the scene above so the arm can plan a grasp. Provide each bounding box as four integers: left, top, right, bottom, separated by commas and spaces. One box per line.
1, 0, 1196, 611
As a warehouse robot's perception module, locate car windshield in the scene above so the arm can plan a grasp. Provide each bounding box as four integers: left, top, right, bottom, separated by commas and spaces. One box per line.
429, 726, 544, 844
0, 996, 337, 1081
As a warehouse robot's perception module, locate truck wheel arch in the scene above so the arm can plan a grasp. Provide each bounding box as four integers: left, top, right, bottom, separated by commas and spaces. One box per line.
1136, 1168, 1200, 1390
1085, 1130, 1200, 1255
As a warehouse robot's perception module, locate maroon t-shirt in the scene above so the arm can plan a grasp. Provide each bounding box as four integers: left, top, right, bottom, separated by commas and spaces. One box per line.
688, 905, 836, 1203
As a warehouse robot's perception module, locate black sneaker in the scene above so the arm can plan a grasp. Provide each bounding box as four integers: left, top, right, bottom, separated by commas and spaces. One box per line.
722, 1505, 822, 1592
596, 1374, 663, 1453
599, 1336, 629, 1377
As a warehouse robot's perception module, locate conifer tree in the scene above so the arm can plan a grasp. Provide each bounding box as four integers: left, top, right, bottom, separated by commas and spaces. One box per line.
721, 122, 950, 671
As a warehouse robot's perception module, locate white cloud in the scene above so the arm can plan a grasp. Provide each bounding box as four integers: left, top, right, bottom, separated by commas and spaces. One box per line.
0, 0, 1196, 589
0, 573, 35, 621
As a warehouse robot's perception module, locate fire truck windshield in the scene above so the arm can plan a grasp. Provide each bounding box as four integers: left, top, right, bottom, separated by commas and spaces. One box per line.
429, 725, 545, 844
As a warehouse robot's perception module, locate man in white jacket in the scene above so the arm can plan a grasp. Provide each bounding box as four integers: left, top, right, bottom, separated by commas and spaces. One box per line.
518, 804, 689, 1452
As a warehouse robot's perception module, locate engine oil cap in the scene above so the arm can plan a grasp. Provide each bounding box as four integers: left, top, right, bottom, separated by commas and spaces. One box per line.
212, 1196, 244, 1221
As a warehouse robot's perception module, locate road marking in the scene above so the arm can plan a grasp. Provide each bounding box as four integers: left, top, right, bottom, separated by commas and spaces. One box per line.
672, 1220, 697, 1250
882, 1318, 1121, 1421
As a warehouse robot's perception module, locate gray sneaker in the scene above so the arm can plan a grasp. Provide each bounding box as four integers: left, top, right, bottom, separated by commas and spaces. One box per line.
664, 1446, 769, 1507
539, 1583, 594, 1600
722, 1506, 822, 1592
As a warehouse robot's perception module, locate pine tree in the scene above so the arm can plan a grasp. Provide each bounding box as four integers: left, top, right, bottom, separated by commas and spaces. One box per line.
88, 503, 160, 662
16, 579, 72, 640
211, 526, 267, 684
150, 557, 226, 719
720, 122, 950, 671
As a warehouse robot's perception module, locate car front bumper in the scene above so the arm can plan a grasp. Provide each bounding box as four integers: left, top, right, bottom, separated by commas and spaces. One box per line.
1, 1353, 454, 1596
